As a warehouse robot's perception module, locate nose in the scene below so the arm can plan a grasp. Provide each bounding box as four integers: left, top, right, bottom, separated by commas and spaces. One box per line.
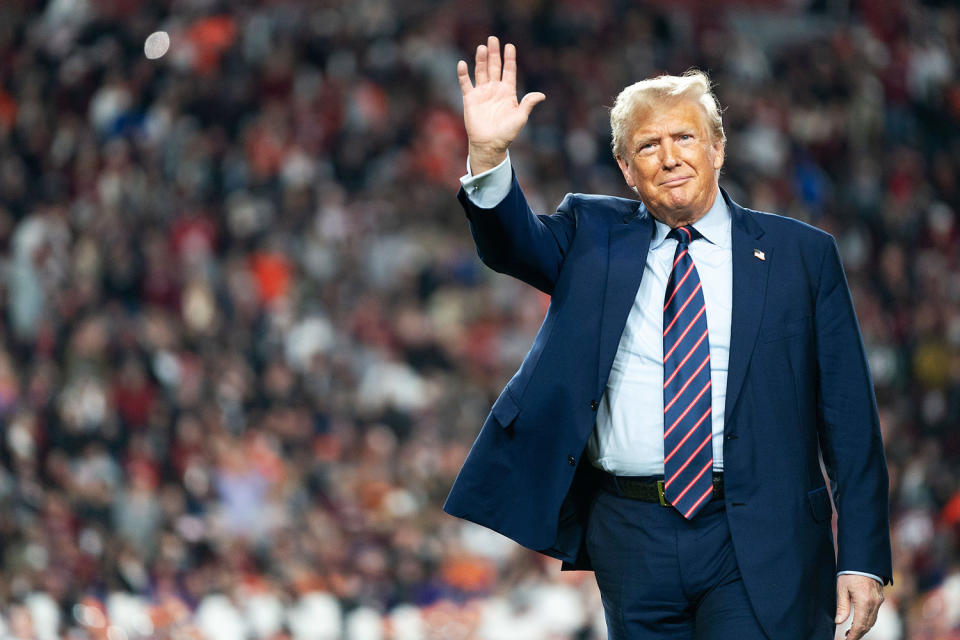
660, 140, 680, 168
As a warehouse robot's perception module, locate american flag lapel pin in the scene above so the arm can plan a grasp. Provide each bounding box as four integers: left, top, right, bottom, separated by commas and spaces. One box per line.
753, 249, 766, 261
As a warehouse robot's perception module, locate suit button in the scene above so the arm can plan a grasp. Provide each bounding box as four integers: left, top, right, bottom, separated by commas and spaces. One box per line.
589, 400, 599, 411
725, 434, 738, 441
567, 455, 576, 466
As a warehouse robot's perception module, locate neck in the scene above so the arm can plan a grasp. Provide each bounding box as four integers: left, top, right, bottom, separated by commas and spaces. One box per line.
654, 211, 706, 229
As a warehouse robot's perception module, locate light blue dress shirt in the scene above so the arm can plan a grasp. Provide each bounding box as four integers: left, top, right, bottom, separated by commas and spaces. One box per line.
460, 154, 882, 585
587, 188, 731, 477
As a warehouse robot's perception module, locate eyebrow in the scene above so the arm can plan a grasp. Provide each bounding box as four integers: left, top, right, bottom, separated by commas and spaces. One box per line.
633, 135, 659, 150
633, 128, 697, 151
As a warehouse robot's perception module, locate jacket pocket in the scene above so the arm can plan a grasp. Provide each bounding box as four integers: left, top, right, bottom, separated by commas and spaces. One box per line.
760, 316, 811, 343
490, 388, 521, 428
807, 485, 833, 522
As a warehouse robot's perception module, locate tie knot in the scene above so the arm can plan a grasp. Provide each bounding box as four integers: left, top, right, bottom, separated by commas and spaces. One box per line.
669, 226, 701, 245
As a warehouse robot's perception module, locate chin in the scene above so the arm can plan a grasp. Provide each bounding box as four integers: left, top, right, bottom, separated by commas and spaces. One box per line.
666, 195, 694, 210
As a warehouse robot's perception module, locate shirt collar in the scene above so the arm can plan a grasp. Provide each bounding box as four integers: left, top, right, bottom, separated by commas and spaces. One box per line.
649, 188, 731, 250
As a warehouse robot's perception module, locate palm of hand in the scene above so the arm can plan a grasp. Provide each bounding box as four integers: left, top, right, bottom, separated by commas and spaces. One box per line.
463, 81, 527, 152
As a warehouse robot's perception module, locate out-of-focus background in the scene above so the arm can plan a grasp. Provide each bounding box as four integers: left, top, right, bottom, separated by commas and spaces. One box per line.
0, 0, 956, 638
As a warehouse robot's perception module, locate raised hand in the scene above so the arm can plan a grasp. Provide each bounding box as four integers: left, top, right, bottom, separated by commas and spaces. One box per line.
458, 36, 545, 174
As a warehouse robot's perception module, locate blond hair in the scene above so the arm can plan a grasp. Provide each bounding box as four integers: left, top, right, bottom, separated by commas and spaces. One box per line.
610, 70, 725, 159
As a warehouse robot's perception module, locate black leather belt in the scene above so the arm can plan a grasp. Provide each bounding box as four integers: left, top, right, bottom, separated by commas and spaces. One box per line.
600, 471, 724, 506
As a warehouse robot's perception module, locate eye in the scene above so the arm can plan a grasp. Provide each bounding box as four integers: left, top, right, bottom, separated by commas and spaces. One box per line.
637, 142, 656, 155
678, 134, 693, 142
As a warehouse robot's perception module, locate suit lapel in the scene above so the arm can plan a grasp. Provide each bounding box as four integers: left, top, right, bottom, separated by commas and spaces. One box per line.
597, 205, 652, 393
724, 195, 771, 425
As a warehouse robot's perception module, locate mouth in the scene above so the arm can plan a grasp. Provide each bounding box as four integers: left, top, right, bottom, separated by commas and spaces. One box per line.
660, 176, 693, 187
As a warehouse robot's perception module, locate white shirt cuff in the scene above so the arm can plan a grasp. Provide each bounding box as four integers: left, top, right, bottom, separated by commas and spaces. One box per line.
837, 570, 884, 585
460, 152, 513, 209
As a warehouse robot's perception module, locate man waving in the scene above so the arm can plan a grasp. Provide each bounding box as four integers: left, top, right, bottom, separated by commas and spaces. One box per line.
444, 36, 891, 640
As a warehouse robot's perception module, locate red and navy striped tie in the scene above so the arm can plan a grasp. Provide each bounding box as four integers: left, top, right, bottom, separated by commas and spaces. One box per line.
662, 225, 714, 519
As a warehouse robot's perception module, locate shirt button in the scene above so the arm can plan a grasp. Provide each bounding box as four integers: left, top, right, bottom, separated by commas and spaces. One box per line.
567, 456, 576, 466
589, 400, 599, 411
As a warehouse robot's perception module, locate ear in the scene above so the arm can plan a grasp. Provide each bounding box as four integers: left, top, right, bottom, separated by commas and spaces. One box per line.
712, 142, 725, 171
616, 155, 634, 188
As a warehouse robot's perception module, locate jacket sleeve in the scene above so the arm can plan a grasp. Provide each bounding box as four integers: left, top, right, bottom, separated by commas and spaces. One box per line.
814, 237, 893, 584
458, 171, 577, 295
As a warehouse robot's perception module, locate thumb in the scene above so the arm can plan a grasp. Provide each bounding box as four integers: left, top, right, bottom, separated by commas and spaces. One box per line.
519, 92, 546, 117
835, 585, 851, 624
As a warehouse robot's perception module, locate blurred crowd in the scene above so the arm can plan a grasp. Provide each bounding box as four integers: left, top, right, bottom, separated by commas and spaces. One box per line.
0, 0, 957, 638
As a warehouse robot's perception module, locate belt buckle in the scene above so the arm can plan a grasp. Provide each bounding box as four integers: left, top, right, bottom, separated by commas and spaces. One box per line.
656, 480, 670, 507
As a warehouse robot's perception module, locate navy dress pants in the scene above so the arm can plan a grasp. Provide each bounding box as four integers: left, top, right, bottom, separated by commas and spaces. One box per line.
586, 483, 769, 639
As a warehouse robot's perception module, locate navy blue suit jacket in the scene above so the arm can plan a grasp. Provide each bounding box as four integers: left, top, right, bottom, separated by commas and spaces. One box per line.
443, 173, 892, 638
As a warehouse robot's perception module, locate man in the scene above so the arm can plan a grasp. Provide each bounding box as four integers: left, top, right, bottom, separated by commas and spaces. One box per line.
443, 36, 892, 639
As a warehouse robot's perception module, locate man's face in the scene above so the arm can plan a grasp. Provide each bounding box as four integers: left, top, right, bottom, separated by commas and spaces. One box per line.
616, 99, 724, 225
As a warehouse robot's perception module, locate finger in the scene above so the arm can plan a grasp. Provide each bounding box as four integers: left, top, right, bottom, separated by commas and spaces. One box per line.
457, 60, 473, 95
519, 92, 546, 118
860, 596, 883, 634
487, 35, 502, 82
834, 585, 851, 625
475, 44, 489, 85
846, 605, 868, 640
846, 596, 881, 640
502, 43, 517, 88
